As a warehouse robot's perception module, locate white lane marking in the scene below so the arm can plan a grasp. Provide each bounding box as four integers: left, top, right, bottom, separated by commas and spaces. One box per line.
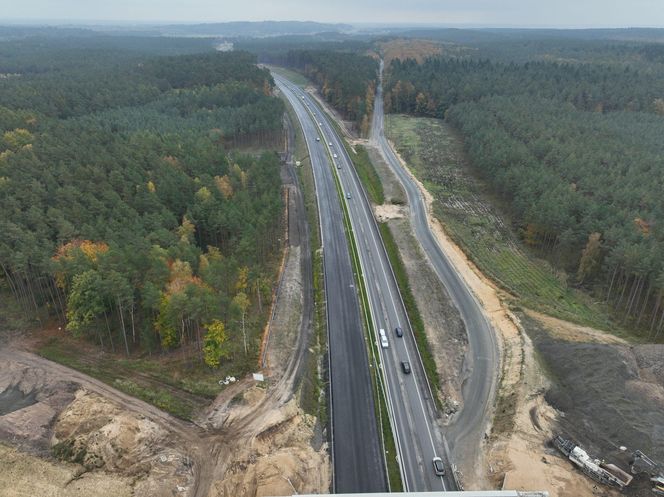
304, 91, 445, 490
283, 82, 410, 489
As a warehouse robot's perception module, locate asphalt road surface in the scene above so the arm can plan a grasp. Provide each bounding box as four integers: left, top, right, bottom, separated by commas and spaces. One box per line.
370, 60, 500, 471
275, 75, 387, 493
275, 74, 452, 492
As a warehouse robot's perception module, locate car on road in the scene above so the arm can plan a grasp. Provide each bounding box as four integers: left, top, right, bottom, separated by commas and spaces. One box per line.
328, 142, 332, 146
333, 153, 338, 158
379, 328, 388, 348
319, 122, 323, 126
315, 137, 320, 141
401, 361, 411, 374
432, 456, 445, 476
346, 192, 351, 199
337, 163, 341, 169
395, 326, 403, 337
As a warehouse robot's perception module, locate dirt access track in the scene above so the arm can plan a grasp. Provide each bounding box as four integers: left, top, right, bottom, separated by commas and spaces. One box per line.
0, 125, 328, 497
0, 347, 212, 497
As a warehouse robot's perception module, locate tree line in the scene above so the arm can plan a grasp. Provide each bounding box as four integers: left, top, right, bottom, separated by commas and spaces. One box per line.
384, 57, 664, 118
0, 42, 286, 367
384, 52, 664, 336
265, 49, 379, 136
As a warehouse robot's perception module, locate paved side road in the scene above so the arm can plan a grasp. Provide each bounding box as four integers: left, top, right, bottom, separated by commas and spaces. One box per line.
370, 60, 500, 471
277, 75, 454, 491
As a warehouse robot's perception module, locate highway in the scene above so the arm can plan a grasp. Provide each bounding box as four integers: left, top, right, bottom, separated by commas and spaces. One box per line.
275, 73, 452, 492
275, 75, 388, 493
370, 60, 500, 470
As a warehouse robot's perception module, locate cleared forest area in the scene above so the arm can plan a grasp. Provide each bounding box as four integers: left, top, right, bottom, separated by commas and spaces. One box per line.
385, 115, 615, 332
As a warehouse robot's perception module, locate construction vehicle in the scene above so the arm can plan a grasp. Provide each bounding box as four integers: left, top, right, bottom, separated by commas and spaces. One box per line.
553, 435, 633, 489
631, 450, 664, 495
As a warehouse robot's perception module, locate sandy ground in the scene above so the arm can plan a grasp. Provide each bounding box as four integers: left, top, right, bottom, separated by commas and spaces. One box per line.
381, 138, 649, 496
0, 151, 328, 497
205, 389, 329, 497
0, 353, 200, 497
494, 311, 664, 497
373, 203, 407, 222
524, 309, 627, 345
264, 245, 303, 371
487, 319, 622, 497
365, 137, 468, 410
0, 443, 134, 497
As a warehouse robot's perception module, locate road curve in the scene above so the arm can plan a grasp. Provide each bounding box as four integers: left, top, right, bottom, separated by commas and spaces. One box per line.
275, 75, 387, 493
371, 60, 500, 470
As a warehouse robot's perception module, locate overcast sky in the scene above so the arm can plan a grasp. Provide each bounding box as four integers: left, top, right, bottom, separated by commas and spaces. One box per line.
3, 0, 664, 28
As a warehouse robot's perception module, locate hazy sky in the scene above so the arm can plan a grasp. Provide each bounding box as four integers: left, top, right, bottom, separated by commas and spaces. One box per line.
3, 0, 664, 27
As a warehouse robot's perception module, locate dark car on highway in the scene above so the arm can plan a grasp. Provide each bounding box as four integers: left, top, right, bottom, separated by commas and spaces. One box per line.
401, 361, 411, 374
432, 456, 445, 476
395, 326, 403, 337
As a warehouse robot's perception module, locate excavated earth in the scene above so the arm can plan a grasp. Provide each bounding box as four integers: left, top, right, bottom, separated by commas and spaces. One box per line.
0, 151, 329, 497
0, 358, 195, 497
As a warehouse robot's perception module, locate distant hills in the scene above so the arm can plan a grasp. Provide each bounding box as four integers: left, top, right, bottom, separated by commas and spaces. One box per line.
392, 27, 664, 43
154, 21, 353, 38
0, 20, 353, 40
2, 22, 664, 43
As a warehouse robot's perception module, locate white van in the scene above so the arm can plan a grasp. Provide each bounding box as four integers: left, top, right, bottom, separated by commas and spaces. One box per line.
379, 328, 388, 348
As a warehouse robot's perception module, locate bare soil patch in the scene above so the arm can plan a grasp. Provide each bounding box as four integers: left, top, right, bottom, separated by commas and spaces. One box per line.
380, 117, 664, 496
0, 115, 327, 497
0, 443, 134, 497
486, 323, 622, 497
524, 309, 627, 345
207, 388, 329, 497
374, 204, 407, 222
0, 352, 197, 496
489, 311, 664, 497
265, 245, 303, 374
524, 313, 664, 465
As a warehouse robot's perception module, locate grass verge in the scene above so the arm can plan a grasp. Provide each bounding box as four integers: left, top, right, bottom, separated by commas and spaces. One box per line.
338, 128, 441, 409
38, 338, 196, 420
378, 222, 443, 410
285, 83, 402, 488
345, 145, 385, 205
327, 136, 402, 491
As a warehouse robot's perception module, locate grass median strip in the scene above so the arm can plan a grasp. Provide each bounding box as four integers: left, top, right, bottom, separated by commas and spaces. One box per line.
344, 145, 385, 205
333, 118, 443, 410
378, 222, 443, 409
288, 84, 402, 489
326, 135, 403, 491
